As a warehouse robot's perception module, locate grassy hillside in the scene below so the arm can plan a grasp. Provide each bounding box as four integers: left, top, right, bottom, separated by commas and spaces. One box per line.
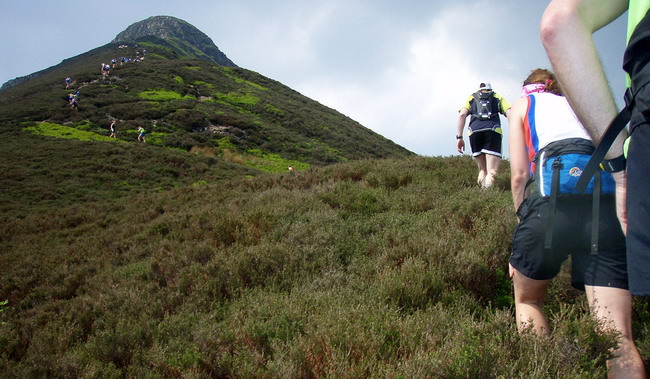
0, 123, 257, 220
2, 156, 648, 377
0, 37, 413, 167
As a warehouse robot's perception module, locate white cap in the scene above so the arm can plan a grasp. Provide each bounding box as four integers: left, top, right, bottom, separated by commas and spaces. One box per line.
479, 82, 492, 90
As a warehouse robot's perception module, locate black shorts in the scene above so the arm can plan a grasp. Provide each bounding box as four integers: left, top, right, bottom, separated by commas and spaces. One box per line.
627, 89, 650, 295
469, 130, 502, 157
510, 193, 628, 290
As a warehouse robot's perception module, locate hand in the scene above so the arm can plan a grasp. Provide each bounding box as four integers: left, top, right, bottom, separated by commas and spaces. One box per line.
457, 138, 465, 153
612, 171, 627, 235
508, 263, 515, 279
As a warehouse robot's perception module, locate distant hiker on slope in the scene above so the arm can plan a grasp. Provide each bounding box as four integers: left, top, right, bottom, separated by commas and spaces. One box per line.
508, 68, 644, 377
456, 82, 511, 188
65, 77, 71, 89
70, 91, 79, 111
137, 126, 146, 143
109, 121, 116, 138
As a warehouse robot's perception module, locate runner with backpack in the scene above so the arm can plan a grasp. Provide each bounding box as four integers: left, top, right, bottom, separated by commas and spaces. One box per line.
456, 82, 511, 188
508, 68, 644, 377
542, 0, 650, 303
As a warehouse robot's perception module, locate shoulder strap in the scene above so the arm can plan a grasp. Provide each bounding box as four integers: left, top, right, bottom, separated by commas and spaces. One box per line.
591, 170, 602, 255
575, 89, 633, 193
544, 157, 563, 251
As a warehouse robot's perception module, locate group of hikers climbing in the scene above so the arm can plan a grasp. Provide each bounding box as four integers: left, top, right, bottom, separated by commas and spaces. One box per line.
63, 44, 148, 143
456, 1, 650, 376
102, 48, 147, 76
104, 121, 145, 142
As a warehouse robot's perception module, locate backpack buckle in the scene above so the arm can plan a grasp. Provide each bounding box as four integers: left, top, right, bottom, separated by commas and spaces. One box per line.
551, 158, 563, 169
624, 88, 634, 108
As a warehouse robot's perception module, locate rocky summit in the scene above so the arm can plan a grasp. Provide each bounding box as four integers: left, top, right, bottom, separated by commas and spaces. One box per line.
113, 15, 236, 67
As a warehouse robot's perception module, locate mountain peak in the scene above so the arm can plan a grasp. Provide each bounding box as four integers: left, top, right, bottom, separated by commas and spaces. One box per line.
113, 15, 236, 67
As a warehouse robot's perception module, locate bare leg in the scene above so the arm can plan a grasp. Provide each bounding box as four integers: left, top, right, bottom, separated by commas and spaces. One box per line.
585, 285, 646, 378
511, 266, 552, 335
483, 154, 501, 188
474, 154, 487, 187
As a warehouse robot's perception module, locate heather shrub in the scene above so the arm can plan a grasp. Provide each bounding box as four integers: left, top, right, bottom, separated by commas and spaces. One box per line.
0, 155, 646, 377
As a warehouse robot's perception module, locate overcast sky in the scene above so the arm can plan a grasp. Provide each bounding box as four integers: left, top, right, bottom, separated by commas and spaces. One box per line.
0, 0, 628, 157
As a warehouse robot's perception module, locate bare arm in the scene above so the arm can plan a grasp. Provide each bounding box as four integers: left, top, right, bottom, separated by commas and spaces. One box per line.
541, 0, 629, 232
540, 0, 628, 159
509, 98, 530, 212
456, 108, 469, 153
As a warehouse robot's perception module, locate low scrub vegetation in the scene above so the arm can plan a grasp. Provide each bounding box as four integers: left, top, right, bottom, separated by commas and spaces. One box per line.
1, 155, 647, 377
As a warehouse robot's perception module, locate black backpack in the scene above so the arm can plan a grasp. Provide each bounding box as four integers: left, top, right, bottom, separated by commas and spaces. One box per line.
472, 91, 496, 120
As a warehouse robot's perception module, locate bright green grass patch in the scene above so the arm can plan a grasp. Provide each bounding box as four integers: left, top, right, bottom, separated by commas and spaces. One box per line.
74, 120, 96, 131
173, 76, 184, 84
139, 90, 183, 101
216, 137, 237, 150
193, 81, 214, 89
265, 104, 285, 116
184, 66, 202, 71
222, 69, 268, 91
24, 122, 125, 143
244, 148, 310, 173
215, 92, 260, 106
238, 78, 267, 91
145, 132, 169, 146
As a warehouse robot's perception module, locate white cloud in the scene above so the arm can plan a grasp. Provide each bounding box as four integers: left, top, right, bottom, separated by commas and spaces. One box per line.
293, 2, 529, 157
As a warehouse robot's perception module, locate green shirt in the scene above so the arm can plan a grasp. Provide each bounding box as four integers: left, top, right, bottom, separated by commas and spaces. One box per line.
627, 0, 650, 87
628, 0, 650, 41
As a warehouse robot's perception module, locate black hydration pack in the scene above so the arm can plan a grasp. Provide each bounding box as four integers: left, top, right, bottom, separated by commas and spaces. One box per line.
529, 138, 615, 254
472, 91, 496, 120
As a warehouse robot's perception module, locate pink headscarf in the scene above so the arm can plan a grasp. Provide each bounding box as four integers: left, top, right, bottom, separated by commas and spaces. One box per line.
521, 79, 555, 97
520, 83, 546, 97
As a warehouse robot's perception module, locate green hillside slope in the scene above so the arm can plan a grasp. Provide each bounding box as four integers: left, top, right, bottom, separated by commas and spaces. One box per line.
1, 156, 648, 377
0, 123, 256, 219
0, 37, 413, 168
